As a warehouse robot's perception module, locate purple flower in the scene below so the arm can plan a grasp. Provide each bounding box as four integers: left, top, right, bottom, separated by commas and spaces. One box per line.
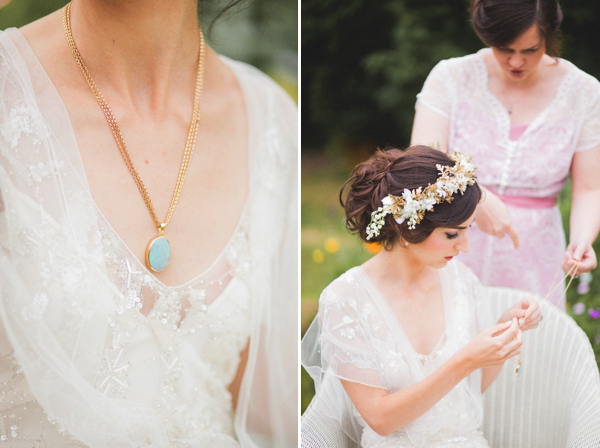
573, 302, 586, 315
589, 309, 600, 320
577, 283, 590, 295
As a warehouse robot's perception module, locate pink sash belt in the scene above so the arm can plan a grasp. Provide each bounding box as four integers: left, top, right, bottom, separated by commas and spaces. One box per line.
496, 194, 557, 209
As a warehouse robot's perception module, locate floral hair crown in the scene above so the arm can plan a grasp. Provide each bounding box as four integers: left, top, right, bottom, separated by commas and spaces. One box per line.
366, 152, 477, 240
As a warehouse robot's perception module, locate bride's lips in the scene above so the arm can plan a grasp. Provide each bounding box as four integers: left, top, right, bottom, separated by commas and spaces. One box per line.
510, 69, 524, 77
445, 256, 453, 261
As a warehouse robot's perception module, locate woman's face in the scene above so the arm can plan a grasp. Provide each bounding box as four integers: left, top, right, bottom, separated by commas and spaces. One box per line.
408, 212, 476, 268
491, 24, 546, 83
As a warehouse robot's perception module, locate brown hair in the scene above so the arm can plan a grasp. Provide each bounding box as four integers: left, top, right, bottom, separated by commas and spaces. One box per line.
471, 0, 563, 57
340, 146, 482, 248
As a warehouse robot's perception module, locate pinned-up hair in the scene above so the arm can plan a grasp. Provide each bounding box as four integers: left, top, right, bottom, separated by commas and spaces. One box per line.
340, 146, 482, 249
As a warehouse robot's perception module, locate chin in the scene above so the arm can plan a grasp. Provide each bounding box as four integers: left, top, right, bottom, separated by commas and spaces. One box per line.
430, 259, 448, 268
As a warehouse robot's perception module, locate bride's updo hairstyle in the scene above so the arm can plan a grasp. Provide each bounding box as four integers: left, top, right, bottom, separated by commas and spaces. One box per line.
471, 0, 563, 57
340, 146, 482, 248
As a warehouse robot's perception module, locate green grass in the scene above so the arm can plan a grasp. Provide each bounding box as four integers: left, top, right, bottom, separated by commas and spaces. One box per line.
301, 150, 600, 415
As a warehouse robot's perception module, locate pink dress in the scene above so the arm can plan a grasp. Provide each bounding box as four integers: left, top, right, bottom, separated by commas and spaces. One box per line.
416, 49, 600, 306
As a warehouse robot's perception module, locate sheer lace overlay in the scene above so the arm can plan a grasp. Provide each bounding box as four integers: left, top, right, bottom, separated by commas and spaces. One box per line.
0, 28, 297, 448
302, 261, 494, 448
416, 49, 600, 304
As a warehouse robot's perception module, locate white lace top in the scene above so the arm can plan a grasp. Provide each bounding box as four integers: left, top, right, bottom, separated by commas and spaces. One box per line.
417, 48, 600, 197
0, 28, 298, 448
302, 261, 494, 448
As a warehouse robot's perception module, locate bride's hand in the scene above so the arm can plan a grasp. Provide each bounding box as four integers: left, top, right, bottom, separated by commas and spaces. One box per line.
463, 319, 522, 370
498, 298, 542, 331
475, 187, 520, 249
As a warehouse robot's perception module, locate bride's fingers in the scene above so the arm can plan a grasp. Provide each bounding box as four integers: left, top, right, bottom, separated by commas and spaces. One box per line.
501, 330, 522, 360
503, 347, 522, 361
489, 319, 513, 337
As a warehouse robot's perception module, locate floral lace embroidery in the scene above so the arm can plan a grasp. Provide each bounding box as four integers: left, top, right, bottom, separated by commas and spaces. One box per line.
0, 103, 50, 150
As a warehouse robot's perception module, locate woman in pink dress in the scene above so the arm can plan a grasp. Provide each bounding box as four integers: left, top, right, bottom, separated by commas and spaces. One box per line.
411, 0, 600, 306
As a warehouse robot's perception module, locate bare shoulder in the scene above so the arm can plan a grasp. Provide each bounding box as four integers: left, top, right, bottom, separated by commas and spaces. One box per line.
203, 47, 246, 120
19, 9, 72, 82
19, 9, 63, 56
541, 54, 569, 81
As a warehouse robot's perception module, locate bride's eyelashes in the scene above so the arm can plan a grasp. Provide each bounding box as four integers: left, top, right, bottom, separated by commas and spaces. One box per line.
446, 232, 459, 240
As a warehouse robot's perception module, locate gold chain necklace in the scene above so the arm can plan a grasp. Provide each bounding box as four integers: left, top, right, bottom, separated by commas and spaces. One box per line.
63, 2, 205, 272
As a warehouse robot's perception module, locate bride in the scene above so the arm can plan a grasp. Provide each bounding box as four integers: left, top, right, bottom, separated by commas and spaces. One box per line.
0, 0, 297, 446
302, 146, 541, 447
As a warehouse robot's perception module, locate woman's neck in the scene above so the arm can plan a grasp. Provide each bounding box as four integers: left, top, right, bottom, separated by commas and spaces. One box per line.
364, 244, 432, 289
69, 0, 201, 117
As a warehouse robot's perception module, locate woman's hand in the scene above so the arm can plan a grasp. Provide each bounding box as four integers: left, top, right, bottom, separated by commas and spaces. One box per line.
561, 241, 597, 275
498, 298, 542, 331
463, 319, 522, 370
567, 148, 600, 275
475, 187, 520, 249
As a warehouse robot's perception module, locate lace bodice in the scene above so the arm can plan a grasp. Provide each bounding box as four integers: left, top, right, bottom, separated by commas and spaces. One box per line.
0, 27, 298, 448
417, 49, 600, 197
0, 200, 251, 446
302, 261, 494, 448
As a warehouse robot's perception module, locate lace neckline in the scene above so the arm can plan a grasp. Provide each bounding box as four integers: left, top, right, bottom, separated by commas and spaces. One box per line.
354, 265, 451, 359
9, 28, 253, 290
97, 199, 249, 292
474, 48, 576, 140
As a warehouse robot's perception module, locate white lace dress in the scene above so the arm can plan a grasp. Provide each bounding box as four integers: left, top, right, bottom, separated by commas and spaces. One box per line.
0, 28, 297, 447
302, 261, 494, 448
416, 49, 600, 305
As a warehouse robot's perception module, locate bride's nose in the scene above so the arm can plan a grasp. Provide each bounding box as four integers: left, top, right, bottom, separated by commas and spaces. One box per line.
456, 234, 470, 253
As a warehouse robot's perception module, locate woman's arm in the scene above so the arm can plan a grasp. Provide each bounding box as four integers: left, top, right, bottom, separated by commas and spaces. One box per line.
474, 186, 520, 249
341, 319, 522, 436
410, 103, 450, 150
562, 146, 600, 274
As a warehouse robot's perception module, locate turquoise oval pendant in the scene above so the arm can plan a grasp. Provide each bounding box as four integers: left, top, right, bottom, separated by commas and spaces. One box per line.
145, 236, 171, 272
515, 360, 522, 377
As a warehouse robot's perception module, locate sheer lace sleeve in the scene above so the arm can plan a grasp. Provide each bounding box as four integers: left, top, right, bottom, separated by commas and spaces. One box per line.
318, 279, 385, 389
415, 59, 455, 118
575, 73, 600, 152
302, 271, 384, 444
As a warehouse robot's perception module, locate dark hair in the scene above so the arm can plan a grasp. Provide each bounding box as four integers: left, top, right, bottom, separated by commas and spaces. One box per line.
471, 0, 563, 57
340, 146, 482, 249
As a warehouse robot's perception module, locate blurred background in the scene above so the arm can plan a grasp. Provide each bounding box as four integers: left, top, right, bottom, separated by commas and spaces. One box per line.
0, 0, 297, 101
302, 0, 600, 413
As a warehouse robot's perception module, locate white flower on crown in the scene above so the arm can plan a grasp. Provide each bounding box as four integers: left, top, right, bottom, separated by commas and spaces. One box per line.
366, 152, 477, 239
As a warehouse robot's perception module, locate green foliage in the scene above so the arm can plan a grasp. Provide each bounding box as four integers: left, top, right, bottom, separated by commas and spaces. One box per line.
0, 0, 68, 29
302, 0, 600, 149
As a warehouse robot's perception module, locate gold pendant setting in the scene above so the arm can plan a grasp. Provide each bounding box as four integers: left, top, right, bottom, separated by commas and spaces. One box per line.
515, 360, 522, 377
145, 235, 171, 272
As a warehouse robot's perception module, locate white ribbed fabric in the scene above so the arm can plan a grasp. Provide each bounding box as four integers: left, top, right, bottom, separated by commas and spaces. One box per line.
301, 287, 600, 448
301, 373, 359, 448
482, 288, 600, 448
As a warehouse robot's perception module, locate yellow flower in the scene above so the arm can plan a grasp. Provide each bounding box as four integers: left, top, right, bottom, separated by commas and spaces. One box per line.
312, 249, 325, 264
365, 242, 381, 254
324, 237, 340, 254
